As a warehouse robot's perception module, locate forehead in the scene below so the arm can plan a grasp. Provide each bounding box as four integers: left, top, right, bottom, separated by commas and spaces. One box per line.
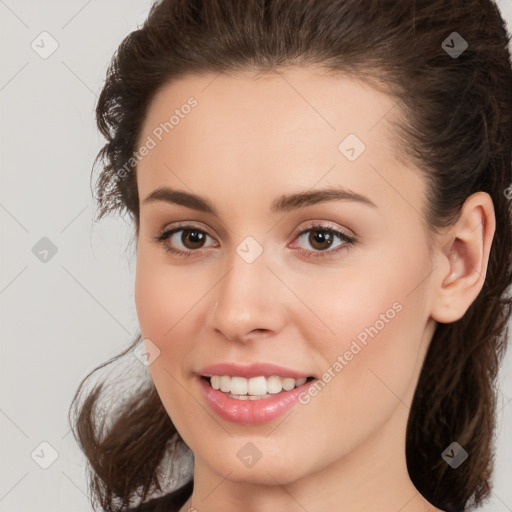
138, 66, 398, 155
135, 66, 424, 218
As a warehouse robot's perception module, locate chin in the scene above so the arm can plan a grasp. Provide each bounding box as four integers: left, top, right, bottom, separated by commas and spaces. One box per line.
201, 451, 306, 485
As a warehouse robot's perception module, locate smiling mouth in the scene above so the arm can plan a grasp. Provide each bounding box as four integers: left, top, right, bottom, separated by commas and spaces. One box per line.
201, 375, 316, 400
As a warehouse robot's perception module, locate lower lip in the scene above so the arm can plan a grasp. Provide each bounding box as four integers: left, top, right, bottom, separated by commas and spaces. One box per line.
198, 376, 315, 425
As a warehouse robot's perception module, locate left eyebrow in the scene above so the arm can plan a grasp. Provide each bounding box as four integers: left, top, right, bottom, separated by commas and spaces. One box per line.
271, 186, 377, 212
142, 185, 377, 216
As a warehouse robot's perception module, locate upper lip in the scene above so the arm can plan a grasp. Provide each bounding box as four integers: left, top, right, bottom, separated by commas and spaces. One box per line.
198, 362, 314, 379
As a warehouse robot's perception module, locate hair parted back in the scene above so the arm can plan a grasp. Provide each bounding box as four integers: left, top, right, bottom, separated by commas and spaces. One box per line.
69, 1, 512, 511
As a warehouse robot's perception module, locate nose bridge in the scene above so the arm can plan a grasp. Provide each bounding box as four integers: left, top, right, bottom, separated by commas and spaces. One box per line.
209, 241, 282, 341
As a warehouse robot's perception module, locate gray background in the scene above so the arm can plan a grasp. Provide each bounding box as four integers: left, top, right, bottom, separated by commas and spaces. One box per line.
0, 1, 511, 511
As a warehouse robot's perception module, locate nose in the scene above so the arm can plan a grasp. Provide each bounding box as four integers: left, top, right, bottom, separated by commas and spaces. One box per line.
207, 247, 285, 343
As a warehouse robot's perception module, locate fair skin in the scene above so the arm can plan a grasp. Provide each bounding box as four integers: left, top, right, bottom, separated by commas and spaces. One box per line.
133, 66, 495, 512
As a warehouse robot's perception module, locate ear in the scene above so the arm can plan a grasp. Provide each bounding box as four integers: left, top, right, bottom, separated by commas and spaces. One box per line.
430, 192, 496, 323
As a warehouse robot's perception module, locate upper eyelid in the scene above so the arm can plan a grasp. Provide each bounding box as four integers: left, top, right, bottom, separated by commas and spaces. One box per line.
160, 220, 353, 236
163, 222, 216, 239
159, 221, 356, 245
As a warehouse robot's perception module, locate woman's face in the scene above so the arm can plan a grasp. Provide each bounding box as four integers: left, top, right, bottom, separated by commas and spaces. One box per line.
134, 67, 441, 486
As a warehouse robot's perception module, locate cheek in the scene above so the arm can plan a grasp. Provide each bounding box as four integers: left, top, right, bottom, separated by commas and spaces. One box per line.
134, 249, 200, 342
295, 243, 431, 399
134, 251, 209, 410
134, 259, 200, 429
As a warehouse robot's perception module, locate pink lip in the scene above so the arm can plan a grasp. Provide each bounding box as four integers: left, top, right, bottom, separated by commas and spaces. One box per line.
198, 376, 315, 424
198, 362, 314, 379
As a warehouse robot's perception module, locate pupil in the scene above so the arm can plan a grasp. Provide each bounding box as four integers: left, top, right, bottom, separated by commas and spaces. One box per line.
183, 229, 204, 248
310, 230, 332, 250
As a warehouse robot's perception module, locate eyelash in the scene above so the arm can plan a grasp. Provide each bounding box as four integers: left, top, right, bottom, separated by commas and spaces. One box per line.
152, 222, 357, 260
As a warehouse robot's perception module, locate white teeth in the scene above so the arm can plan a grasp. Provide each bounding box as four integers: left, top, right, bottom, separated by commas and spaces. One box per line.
219, 376, 231, 392
208, 375, 310, 397
266, 375, 283, 394
230, 376, 248, 395
282, 377, 296, 391
210, 376, 221, 389
248, 376, 267, 395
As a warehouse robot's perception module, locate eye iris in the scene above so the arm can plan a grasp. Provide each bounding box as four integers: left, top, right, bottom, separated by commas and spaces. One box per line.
182, 229, 205, 249
309, 230, 333, 250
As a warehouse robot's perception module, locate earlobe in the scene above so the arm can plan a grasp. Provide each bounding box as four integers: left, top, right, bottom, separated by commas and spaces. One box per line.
430, 192, 496, 324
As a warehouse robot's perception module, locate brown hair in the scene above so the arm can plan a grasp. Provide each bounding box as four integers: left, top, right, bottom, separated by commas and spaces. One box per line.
69, 1, 512, 511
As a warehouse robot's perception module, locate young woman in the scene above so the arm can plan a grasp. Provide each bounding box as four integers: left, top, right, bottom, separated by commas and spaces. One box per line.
69, 1, 512, 511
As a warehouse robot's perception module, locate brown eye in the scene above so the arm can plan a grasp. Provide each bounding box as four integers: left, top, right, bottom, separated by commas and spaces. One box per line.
180, 228, 207, 249
154, 225, 216, 257
292, 223, 356, 260
307, 229, 335, 251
